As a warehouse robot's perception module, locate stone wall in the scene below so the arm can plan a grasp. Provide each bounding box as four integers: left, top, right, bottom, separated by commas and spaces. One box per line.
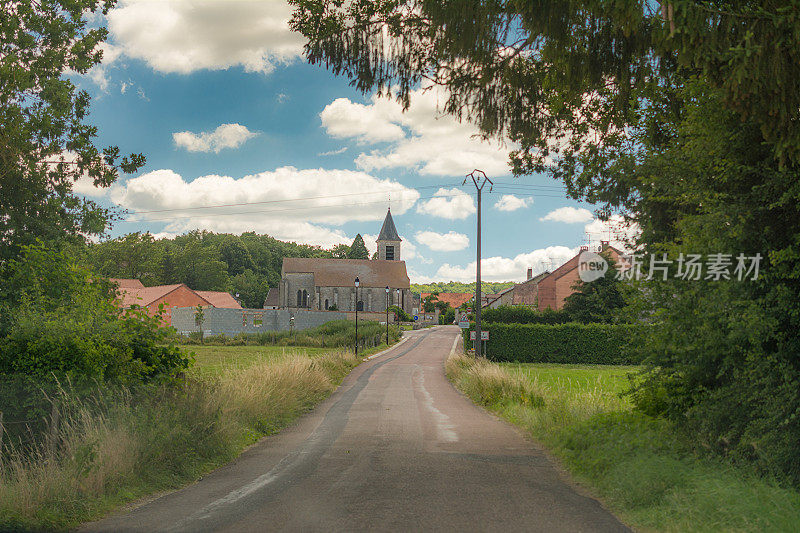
171, 307, 348, 336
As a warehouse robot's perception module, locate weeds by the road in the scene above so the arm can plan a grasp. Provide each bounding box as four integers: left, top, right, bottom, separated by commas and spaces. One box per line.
446, 353, 800, 532
0, 349, 360, 531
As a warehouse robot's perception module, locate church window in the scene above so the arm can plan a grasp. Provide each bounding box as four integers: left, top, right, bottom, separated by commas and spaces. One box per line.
385, 245, 394, 260
302, 290, 308, 307
325, 299, 329, 310
296, 290, 302, 307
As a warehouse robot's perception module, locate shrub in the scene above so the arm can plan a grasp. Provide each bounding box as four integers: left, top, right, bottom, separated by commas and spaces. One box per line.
463, 322, 646, 364
481, 305, 571, 324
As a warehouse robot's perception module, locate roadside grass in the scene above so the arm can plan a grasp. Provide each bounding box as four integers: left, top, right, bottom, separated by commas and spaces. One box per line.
188, 345, 332, 377
0, 347, 369, 531
447, 353, 800, 532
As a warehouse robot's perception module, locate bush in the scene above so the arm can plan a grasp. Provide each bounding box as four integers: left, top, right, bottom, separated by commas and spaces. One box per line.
481, 305, 571, 324
463, 322, 646, 364
388, 305, 411, 322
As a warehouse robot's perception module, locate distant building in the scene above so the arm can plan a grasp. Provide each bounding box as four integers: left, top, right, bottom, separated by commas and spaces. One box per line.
110, 279, 241, 323
278, 209, 413, 314
482, 269, 550, 309
537, 242, 623, 310
419, 292, 473, 310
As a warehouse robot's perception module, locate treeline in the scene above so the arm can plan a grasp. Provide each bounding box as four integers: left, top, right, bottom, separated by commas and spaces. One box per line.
82, 231, 334, 308
411, 281, 514, 295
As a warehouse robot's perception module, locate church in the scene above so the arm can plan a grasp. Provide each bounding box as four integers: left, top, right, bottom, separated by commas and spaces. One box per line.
277, 209, 413, 314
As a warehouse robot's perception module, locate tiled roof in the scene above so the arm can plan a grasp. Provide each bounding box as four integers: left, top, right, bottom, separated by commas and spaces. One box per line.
420, 292, 474, 309
195, 291, 242, 309
109, 278, 145, 289
282, 258, 410, 288
118, 284, 187, 307
377, 208, 401, 242
263, 287, 279, 307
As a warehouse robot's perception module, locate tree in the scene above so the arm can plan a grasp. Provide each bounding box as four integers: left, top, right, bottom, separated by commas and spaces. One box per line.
331, 243, 350, 259
1, 0, 145, 263
291, 1, 800, 483
231, 269, 269, 309
562, 255, 628, 324
348, 234, 369, 259
422, 292, 439, 313
88, 232, 162, 284
217, 235, 255, 276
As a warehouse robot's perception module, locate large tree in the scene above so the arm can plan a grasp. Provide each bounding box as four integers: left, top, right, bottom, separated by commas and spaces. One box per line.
0, 0, 145, 262
348, 233, 370, 259
290, 1, 800, 483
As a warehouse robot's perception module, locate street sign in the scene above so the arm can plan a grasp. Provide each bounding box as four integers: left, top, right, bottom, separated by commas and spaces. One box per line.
458, 320, 470, 329
413, 315, 418, 321
469, 331, 489, 340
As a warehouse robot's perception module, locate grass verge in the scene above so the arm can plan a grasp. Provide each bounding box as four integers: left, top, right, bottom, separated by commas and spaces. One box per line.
0, 348, 362, 531
446, 353, 800, 532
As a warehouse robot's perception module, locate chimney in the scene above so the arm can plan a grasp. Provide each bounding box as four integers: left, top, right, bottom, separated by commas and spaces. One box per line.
527, 267, 533, 280
600, 240, 610, 249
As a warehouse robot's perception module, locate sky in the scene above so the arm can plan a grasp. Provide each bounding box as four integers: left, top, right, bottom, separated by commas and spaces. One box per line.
72, 0, 634, 284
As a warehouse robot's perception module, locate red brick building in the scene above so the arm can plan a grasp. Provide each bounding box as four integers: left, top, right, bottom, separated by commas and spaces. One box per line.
111, 280, 241, 324
536, 244, 623, 310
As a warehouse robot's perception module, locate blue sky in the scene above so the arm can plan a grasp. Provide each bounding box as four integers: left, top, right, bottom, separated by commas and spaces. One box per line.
73, 1, 629, 283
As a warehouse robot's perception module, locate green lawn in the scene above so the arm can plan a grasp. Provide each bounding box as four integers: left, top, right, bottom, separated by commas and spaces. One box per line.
501, 363, 638, 396
188, 345, 333, 377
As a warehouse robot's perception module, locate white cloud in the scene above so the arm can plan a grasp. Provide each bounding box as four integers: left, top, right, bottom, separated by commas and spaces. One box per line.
320, 86, 514, 176
435, 246, 578, 282
540, 206, 594, 224
494, 194, 532, 212
584, 215, 641, 251
318, 147, 348, 157
414, 230, 469, 252
173, 123, 259, 153
106, 0, 305, 74
109, 166, 420, 248
416, 188, 476, 220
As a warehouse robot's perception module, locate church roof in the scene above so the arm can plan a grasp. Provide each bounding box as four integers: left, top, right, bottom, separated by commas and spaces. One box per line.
377, 208, 401, 242
282, 258, 410, 288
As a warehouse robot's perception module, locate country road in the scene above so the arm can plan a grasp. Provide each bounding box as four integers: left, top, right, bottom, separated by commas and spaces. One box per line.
82, 326, 628, 533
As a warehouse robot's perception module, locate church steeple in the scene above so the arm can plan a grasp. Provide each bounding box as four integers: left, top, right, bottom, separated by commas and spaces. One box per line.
377, 208, 401, 261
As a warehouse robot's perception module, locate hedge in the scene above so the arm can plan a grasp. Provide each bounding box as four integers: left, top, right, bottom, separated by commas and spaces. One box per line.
480, 305, 571, 324
462, 322, 646, 365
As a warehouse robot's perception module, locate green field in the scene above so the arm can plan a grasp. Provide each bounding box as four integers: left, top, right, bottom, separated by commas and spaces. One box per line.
501, 363, 638, 395
188, 345, 333, 376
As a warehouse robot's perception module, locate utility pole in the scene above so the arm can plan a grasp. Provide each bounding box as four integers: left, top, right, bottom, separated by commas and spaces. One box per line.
464, 169, 492, 358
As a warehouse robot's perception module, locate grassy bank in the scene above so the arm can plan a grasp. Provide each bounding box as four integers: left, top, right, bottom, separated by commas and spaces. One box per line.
0, 347, 364, 531
446, 354, 800, 532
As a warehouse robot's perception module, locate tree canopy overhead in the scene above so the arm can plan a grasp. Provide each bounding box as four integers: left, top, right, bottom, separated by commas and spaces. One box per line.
0, 0, 145, 262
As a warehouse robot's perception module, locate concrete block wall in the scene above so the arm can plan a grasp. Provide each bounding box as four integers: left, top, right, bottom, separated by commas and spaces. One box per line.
171, 307, 349, 336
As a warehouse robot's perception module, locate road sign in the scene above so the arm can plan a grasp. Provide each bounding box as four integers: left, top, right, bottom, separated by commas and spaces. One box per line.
413, 315, 418, 321
458, 320, 470, 329
469, 331, 489, 340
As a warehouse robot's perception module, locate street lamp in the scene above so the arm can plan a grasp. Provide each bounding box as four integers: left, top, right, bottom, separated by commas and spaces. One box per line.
354, 277, 360, 355
385, 286, 390, 344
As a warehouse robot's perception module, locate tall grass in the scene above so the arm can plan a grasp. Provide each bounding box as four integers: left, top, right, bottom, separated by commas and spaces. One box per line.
446, 353, 800, 532
180, 320, 400, 349
0, 349, 359, 531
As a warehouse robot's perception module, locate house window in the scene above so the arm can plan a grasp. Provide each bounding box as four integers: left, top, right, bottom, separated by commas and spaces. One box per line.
325, 299, 329, 310
385, 245, 394, 261
297, 290, 302, 307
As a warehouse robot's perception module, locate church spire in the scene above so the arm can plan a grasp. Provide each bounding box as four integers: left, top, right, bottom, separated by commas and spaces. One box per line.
377, 208, 401, 261
377, 208, 401, 242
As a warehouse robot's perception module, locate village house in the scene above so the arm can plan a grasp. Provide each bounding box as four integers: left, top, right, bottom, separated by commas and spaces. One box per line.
536, 242, 623, 310
277, 209, 413, 315
111, 279, 241, 323
482, 269, 550, 309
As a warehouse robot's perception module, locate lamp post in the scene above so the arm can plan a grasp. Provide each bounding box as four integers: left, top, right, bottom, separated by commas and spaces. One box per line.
354, 277, 360, 355
385, 286, 390, 344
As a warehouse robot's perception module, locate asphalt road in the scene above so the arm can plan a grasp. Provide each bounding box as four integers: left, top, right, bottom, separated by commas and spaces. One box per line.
82, 326, 628, 533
